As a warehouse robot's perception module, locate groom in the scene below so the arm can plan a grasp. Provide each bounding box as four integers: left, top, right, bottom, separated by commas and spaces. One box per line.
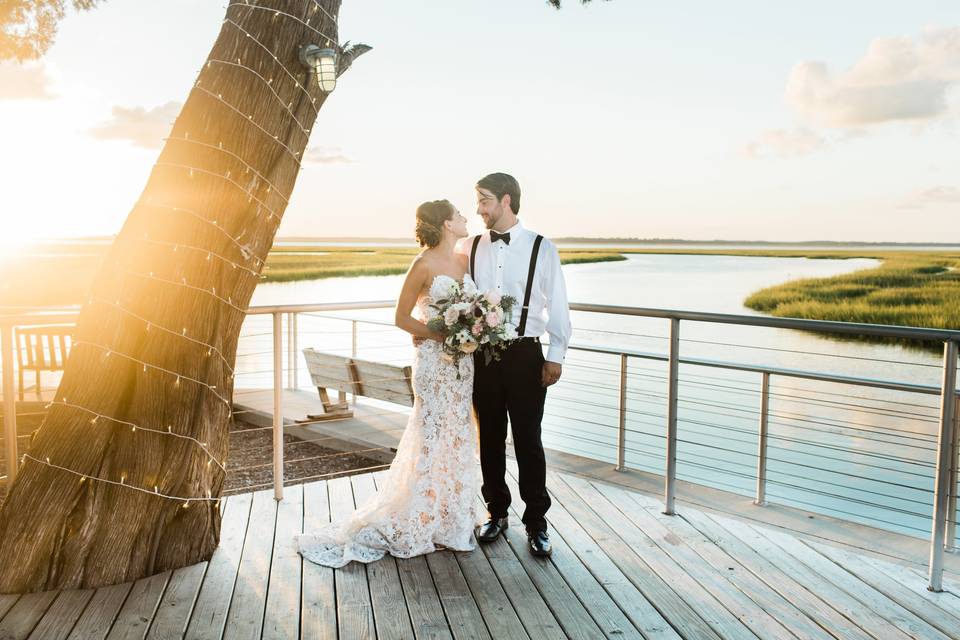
461, 172, 572, 557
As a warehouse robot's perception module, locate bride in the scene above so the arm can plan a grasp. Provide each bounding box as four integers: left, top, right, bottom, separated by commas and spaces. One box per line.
295, 199, 481, 567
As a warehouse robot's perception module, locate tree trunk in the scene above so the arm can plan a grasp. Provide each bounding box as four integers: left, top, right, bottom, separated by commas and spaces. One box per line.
0, 0, 364, 593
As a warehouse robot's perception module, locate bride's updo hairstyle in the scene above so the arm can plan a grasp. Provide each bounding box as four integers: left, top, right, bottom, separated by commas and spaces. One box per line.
415, 199, 455, 248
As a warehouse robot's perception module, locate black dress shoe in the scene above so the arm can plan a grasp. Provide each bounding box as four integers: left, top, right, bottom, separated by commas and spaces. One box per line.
527, 529, 552, 557
476, 517, 509, 543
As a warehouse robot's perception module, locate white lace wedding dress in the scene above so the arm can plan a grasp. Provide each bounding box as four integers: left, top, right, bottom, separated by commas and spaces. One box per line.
295, 274, 482, 567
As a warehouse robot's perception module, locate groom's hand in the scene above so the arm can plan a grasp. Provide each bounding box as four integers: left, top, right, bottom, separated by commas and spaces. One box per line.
541, 362, 562, 387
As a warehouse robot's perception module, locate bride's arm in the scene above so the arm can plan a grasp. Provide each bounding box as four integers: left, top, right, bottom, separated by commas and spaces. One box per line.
395, 259, 443, 341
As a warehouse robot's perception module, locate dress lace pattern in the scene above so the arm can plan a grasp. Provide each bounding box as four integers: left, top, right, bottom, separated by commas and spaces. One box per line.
295, 274, 481, 567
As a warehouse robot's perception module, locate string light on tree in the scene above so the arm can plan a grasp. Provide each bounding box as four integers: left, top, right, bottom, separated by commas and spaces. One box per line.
10, 3, 366, 524
21, 454, 220, 506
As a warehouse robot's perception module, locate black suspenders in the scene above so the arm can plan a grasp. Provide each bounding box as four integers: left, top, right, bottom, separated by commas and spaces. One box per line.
518, 235, 543, 336
469, 235, 482, 280
470, 233, 543, 337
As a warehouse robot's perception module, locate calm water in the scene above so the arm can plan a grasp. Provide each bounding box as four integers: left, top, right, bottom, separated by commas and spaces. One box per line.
245, 254, 956, 540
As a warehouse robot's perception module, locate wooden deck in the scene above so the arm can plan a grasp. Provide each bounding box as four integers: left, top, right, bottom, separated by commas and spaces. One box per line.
1, 462, 959, 640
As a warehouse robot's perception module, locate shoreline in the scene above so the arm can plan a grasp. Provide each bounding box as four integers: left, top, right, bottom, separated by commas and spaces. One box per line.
2, 248, 958, 345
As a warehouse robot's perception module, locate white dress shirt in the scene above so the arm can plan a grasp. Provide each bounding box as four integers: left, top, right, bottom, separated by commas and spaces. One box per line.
457, 219, 572, 364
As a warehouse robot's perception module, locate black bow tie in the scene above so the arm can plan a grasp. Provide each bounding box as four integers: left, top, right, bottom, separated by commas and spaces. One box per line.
490, 230, 511, 245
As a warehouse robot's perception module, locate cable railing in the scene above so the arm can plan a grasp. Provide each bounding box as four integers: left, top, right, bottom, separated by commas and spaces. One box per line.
1, 300, 958, 591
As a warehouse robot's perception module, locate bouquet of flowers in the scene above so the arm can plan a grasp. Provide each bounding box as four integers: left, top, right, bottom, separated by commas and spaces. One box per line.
426, 278, 518, 367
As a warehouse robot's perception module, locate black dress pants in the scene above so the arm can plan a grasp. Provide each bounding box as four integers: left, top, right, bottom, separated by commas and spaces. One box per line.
473, 338, 551, 533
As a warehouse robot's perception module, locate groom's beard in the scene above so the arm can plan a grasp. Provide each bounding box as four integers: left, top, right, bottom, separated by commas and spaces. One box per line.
483, 208, 501, 229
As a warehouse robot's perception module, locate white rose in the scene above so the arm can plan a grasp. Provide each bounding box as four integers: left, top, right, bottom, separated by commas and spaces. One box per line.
443, 306, 460, 326
462, 278, 478, 296
484, 290, 502, 306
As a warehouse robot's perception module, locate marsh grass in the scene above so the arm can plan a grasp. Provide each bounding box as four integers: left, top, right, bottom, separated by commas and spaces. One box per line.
262, 248, 626, 281
0, 245, 626, 305
4, 244, 958, 353
741, 252, 960, 351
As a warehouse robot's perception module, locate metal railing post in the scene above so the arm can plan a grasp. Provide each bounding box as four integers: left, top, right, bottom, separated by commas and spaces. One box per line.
351, 319, 358, 406
755, 371, 770, 506
614, 353, 628, 471
663, 319, 679, 515
273, 312, 284, 501
929, 340, 958, 591
286, 312, 296, 390
945, 395, 959, 553
2, 322, 18, 489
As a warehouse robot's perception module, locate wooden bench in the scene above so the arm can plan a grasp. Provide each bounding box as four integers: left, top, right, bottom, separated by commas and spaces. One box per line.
302, 348, 414, 421
15, 324, 74, 401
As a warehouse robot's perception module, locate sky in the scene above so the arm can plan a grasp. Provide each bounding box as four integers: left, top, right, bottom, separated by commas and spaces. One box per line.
0, 0, 958, 247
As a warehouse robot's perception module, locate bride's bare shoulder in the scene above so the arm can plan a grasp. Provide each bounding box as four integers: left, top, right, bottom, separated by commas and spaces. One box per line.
407, 252, 436, 284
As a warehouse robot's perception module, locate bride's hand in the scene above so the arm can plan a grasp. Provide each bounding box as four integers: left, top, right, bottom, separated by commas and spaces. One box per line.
412, 331, 444, 346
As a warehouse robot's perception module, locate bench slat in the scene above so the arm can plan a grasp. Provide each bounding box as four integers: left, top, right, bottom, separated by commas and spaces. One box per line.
303, 349, 357, 394
303, 349, 414, 408
351, 361, 413, 407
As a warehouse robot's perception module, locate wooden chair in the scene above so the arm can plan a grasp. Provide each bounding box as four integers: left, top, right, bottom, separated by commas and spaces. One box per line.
15, 324, 74, 401
302, 348, 414, 421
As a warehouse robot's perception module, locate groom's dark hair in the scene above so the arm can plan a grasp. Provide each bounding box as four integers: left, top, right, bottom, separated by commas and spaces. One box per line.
477, 172, 521, 215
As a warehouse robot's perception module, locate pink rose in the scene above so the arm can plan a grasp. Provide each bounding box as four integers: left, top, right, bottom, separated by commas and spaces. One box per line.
471, 323, 483, 336
485, 312, 501, 327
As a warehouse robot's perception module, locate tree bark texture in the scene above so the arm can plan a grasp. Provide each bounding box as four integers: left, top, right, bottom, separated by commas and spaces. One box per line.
0, 0, 355, 593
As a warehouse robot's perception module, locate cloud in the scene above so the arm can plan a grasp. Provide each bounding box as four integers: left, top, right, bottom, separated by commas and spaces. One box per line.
898, 185, 960, 209
785, 26, 960, 128
303, 145, 351, 164
88, 101, 181, 148
742, 127, 826, 158
0, 62, 55, 100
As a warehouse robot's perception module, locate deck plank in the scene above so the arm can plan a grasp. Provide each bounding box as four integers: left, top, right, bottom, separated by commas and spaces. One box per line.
370, 470, 489, 640
144, 561, 207, 640
327, 475, 375, 639
450, 546, 529, 640
353, 473, 416, 640
605, 481, 836, 640
300, 480, 337, 639
558, 473, 757, 640
0, 595, 20, 622
545, 472, 722, 640
0, 590, 59, 640
502, 466, 641, 640
537, 469, 682, 639
808, 540, 960, 637
222, 489, 278, 640
429, 486, 530, 640
698, 509, 916, 640
424, 550, 491, 640
676, 506, 878, 640
65, 583, 132, 640
262, 483, 304, 640
183, 492, 252, 640
470, 494, 566, 639
587, 491, 797, 640
395, 555, 452, 640
105, 571, 171, 640
877, 564, 960, 621
746, 517, 953, 640
25, 590, 94, 640
4, 469, 957, 640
